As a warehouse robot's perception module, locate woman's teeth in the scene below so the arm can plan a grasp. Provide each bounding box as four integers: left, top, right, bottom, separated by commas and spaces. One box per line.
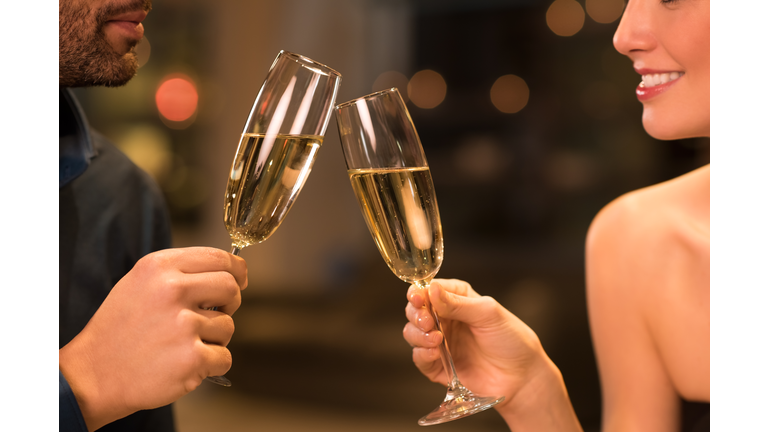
641, 71, 684, 88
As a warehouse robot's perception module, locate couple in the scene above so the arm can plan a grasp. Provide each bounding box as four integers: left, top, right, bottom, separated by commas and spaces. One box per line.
59, 0, 709, 431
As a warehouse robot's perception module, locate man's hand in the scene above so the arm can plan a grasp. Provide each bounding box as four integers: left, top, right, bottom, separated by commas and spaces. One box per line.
59, 247, 248, 431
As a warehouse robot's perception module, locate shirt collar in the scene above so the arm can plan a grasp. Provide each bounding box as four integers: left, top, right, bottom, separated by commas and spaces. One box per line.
59, 88, 96, 188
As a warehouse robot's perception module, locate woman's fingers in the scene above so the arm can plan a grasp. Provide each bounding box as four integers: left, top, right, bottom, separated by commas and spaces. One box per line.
405, 301, 435, 332
403, 322, 442, 348
432, 279, 479, 298
411, 347, 446, 383
406, 279, 480, 312
407, 284, 426, 308
428, 284, 500, 327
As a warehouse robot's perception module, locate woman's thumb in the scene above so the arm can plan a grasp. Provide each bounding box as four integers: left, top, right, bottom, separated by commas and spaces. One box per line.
428, 282, 489, 326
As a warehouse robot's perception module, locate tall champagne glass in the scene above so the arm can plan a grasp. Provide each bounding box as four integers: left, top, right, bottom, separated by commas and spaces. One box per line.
207, 50, 342, 387
335, 88, 504, 425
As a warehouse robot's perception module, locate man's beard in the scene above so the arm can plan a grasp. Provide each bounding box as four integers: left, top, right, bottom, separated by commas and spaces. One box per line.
59, 0, 151, 87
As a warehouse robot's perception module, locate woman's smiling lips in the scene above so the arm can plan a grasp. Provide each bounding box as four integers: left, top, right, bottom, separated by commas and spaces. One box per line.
634, 68, 685, 102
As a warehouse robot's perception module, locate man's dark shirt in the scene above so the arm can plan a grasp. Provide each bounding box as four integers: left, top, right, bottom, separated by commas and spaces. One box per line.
59, 88, 175, 431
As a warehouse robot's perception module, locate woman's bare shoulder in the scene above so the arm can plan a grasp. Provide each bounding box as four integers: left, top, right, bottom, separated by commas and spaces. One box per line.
586, 164, 710, 259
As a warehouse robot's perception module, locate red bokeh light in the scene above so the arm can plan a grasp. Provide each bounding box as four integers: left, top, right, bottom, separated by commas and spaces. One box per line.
156, 75, 198, 122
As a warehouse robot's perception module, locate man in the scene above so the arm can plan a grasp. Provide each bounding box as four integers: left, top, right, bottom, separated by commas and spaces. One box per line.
59, 1, 248, 431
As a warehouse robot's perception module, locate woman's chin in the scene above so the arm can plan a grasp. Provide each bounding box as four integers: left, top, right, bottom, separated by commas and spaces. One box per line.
642, 112, 710, 141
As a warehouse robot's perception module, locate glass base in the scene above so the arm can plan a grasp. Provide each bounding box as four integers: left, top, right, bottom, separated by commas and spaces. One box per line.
418, 383, 504, 426
205, 375, 232, 387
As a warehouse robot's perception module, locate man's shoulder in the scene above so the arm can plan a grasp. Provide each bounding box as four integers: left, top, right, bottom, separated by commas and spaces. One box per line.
89, 131, 154, 183
64, 129, 171, 242
75, 130, 166, 205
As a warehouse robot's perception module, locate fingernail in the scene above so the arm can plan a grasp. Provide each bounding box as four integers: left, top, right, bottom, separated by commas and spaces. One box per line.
425, 331, 440, 345
416, 313, 430, 331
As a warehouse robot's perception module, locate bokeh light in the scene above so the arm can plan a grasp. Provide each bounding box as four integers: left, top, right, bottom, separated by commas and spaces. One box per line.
372, 71, 410, 103
115, 124, 173, 183
156, 74, 198, 123
407, 70, 447, 109
452, 135, 510, 183
135, 36, 151, 68
544, 150, 598, 191
586, 0, 625, 24
546, 0, 585, 37
490, 74, 530, 114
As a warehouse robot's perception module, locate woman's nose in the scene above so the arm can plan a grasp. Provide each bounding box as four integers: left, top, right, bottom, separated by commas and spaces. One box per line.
613, 0, 655, 57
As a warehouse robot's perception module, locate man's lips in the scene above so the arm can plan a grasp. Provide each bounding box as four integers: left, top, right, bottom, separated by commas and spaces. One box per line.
108, 10, 148, 23
104, 10, 147, 41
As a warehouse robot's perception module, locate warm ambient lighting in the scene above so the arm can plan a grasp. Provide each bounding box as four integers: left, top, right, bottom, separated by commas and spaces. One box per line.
546, 0, 585, 37
586, 0, 625, 24
372, 71, 410, 103
116, 124, 172, 183
156, 75, 198, 123
408, 70, 446, 109
491, 75, 530, 114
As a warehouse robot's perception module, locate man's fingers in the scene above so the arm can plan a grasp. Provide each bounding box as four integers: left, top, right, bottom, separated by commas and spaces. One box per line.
198, 312, 236, 347
151, 247, 248, 290
199, 342, 233, 378
176, 272, 242, 315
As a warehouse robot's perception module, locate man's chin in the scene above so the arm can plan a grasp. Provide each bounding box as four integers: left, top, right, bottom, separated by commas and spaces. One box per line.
59, 53, 138, 88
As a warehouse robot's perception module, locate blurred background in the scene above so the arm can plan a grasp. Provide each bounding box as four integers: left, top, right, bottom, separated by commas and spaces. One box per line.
72, 0, 709, 430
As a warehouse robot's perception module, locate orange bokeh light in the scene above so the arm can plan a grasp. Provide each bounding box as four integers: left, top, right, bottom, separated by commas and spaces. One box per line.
372, 71, 410, 103
491, 74, 530, 114
408, 70, 447, 109
546, 0, 585, 37
156, 75, 198, 122
586, 0, 625, 24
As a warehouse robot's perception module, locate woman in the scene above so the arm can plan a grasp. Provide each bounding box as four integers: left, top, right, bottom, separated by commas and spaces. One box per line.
403, 0, 710, 430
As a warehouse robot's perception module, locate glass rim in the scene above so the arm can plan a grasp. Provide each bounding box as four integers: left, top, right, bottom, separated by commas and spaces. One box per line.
335, 87, 401, 110
279, 50, 342, 78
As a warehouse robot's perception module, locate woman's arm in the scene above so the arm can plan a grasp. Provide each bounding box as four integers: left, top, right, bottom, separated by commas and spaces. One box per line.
586, 194, 681, 432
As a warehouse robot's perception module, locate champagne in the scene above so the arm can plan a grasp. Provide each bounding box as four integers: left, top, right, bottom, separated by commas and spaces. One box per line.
224, 133, 322, 248
349, 167, 443, 283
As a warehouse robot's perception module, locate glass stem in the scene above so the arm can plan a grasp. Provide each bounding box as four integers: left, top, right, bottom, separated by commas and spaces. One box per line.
416, 280, 462, 391
230, 245, 242, 256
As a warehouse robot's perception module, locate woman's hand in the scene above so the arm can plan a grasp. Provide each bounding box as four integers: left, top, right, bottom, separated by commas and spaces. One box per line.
404, 279, 542, 405
403, 278, 583, 431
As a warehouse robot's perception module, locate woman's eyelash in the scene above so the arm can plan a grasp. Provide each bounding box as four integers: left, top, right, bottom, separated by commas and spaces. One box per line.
660, 0, 680, 4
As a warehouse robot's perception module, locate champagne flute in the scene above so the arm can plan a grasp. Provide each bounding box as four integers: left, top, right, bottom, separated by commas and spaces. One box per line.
335, 88, 504, 425
207, 50, 342, 387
